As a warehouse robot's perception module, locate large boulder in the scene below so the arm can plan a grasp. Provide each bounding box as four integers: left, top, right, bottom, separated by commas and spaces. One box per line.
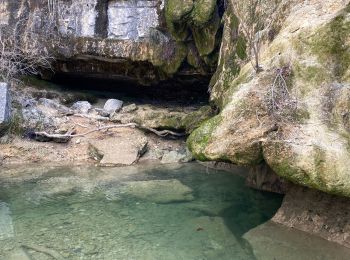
188, 1, 350, 197
0, 0, 219, 85
0, 83, 11, 133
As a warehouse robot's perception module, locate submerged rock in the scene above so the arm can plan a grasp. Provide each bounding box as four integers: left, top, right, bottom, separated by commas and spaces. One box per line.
174, 216, 251, 259
120, 179, 194, 203
111, 105, 213, 134
0, 202, 14, 240
272, 185, 350, 247
243, 221, 350, 260
0, 83, 11, 132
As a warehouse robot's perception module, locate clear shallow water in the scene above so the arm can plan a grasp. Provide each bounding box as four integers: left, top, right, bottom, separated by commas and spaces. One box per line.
0, 163, 348, 260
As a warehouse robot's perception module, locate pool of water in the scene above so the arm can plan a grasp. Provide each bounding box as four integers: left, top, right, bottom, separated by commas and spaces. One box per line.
0, 163, 349, 259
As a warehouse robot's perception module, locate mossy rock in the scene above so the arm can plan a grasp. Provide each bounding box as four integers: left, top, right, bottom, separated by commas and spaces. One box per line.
157, 43, 188, 75
187, 115, 222, 161
165, 0, 193, 41
191, 0, 217, 26
192, 8, 220, 56
181, 106, 214, 133
165, 0, 194, 22
308, 6, 350, 80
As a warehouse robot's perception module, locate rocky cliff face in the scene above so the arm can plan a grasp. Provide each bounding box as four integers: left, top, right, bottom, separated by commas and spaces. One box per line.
188, 0, 350, 197
1, 0, 222, 85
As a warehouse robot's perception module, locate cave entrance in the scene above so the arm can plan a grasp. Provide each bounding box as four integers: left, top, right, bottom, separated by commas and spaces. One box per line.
49, 73, 211, 108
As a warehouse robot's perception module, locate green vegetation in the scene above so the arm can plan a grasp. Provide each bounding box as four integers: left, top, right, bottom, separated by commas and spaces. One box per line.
187, 115, 222, 161
1, 111, 25, 137
309, 6, 350, 80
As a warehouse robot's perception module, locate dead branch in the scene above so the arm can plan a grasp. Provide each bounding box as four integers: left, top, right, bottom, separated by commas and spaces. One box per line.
0, 15, 54, 83
72, 114, 110, 121
137, 125, 185, 137
33, 123, 185, 143
265, 65, 297, 122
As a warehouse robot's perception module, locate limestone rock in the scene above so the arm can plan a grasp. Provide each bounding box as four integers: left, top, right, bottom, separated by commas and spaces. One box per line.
272, 185, 350, 247
71, 101, 92, 114
103, 99, 123, 115
0, 83, 11, 131
243, 221, 350, 260
38, 98, 72, 114
121, 103, 138, 113
188, 2, 350, 196
111, 105, 213, 134
0, 0, 217, 85
90, 136, 148, 166
22, 107, 55, 130
119, 179, 194, 203
161, 149, 194, 164
108, 0, 159, 40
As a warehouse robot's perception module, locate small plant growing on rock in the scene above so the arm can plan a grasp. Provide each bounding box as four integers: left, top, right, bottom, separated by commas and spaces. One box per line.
0, 16, 54, 83
265, 65, 301, 122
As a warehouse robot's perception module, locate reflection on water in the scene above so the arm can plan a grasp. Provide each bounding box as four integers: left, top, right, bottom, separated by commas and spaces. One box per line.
0, 163, 347, 259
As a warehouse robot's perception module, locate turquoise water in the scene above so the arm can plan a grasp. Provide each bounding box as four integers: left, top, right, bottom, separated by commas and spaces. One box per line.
0, 163, 348, 259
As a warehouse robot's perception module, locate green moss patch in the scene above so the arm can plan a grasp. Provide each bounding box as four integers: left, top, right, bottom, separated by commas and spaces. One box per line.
309, 6, 350, 80
187, 115, 222, 161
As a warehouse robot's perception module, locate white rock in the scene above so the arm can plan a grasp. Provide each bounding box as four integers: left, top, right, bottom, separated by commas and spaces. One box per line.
108, 0, 159, 40
0, 82, 11, 129
103, 99, 123, 115
71, 101, 92, 114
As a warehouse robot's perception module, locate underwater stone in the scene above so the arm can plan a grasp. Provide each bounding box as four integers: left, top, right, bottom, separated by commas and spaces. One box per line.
120, 179, 194, 203
0, 202, 14, 240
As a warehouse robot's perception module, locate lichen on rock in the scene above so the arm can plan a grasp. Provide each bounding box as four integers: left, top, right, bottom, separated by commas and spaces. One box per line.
188, 1, 350, 197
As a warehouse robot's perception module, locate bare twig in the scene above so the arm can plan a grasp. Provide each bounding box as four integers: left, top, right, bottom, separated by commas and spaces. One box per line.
265, 65, 297, 122
72, 114, 110, 121
0, 16, 54, 82
33, 123, 185, 143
